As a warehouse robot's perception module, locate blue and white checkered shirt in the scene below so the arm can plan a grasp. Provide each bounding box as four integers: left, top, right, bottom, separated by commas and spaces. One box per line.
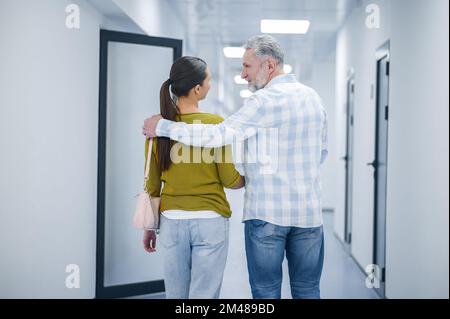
156, 74, 328, 227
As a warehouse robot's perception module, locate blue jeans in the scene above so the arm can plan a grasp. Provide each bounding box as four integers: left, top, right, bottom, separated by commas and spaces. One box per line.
159, 215, 229, 299
244, 219, 324, 299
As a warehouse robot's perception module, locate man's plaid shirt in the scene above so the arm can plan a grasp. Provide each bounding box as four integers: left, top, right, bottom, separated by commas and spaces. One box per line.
156, 74, 328, 227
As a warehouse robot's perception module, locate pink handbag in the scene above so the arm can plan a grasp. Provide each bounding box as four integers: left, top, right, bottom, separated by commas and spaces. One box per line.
133, 138, 161, 230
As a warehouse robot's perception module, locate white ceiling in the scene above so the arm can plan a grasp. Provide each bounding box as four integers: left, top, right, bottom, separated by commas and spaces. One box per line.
164, 0, 359, 113
167, 0, 358, 80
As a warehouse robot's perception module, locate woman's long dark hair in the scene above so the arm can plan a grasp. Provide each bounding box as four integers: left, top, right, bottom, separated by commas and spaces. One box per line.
157, 56, 208, 171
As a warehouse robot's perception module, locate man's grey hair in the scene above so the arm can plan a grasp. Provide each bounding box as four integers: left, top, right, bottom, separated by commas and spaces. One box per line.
245, 35, 284, 66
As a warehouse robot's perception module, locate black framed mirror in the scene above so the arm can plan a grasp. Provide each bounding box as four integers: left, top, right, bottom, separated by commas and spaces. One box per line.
96, 30, 182, 299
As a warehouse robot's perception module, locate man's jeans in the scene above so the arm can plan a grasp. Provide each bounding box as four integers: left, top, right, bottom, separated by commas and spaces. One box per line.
244, 219, 324, 299
159, 215, 229, 299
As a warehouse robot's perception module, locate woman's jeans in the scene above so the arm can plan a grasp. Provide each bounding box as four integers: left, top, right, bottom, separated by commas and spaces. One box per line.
244, 219, 324, 299
159, 215, 229, 299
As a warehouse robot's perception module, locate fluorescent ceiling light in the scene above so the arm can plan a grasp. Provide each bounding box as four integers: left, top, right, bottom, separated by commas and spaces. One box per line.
240, 89, 253, 98
223, 47, 245, 58
260, 19, 310, 34
234, 75, 248, 84
283, 64, 293, 73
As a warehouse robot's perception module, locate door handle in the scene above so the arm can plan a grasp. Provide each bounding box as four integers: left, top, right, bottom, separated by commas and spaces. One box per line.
367, 160, 378, 168
340, 156, 348, 161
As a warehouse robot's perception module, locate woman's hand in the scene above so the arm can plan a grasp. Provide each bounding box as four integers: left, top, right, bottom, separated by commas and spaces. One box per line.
229, 175, 246, 189
143, 229, 157, 253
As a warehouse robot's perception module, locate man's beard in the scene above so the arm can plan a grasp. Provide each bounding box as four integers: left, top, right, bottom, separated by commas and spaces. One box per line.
248, 69, 268, 92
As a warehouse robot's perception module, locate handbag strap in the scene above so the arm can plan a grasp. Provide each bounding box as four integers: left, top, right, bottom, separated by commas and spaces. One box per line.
143, 138, 154, 187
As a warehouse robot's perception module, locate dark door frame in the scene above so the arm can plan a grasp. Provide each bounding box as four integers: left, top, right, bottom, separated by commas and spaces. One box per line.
343, 70, 355, 248
371, 40, 390, 299
96, 30, 182, 298
344, 72, 355, 247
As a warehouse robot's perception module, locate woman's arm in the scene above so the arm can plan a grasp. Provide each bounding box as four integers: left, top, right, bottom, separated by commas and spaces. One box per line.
216, 145, 246, 189
145, 138, 162, 197
143, 139, 161, 254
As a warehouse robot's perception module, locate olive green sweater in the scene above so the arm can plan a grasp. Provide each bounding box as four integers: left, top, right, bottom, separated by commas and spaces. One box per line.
144, 113, 241, 218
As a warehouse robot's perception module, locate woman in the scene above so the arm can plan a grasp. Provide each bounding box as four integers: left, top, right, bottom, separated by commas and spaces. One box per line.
142, 56, 245, 299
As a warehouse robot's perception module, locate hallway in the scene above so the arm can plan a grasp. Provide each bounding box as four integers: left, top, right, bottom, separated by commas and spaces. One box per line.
0, 0, 448, 300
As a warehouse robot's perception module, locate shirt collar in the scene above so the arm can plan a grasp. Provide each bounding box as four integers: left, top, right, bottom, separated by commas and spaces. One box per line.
264, 73, 297, 89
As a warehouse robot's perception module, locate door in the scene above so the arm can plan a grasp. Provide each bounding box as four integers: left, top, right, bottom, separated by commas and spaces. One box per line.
343, 75, 355, 246
369, 41, 390, 298
96, 30, 182, 298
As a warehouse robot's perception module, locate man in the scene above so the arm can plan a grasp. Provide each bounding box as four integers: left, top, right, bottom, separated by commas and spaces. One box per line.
143, 35, 328, 299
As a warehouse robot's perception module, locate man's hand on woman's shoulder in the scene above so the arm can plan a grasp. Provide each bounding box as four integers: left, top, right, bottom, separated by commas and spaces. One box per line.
143, 114, 163, 139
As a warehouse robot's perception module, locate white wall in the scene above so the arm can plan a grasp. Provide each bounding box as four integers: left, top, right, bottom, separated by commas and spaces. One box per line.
335, 0, 449, 298
0, 0, 103, 298
0, 0, 185, 298
307, 58, 337, 210
112, 0, 184, 40
386, 0, 449, 299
